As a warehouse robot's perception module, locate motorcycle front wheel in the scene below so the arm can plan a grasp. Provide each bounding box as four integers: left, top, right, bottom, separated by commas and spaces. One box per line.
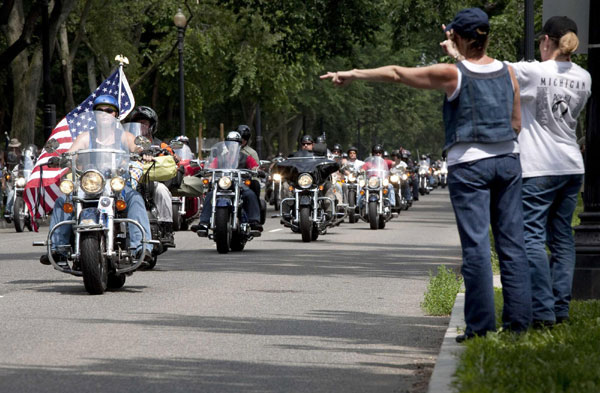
214, 206, 232, 254
347, 190, 357, 223
80, 233, 108, 295
300, 206, 313, 242
368, 201, 378, 230
13, 196, 26, 232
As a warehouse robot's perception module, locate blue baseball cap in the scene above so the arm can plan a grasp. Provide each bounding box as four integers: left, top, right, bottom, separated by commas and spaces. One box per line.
445, 8, 489, 39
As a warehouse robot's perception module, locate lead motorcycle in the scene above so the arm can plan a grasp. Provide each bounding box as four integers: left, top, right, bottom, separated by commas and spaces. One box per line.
33, 115, 154, 294
196, 140, 265, 253
359, 156, 392, 230
276, 151, 341, 242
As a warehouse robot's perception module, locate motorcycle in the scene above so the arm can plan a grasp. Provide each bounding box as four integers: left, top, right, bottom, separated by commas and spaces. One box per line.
196, 140, 265, 253
276, 151, 342, 242
439, 159, 448, 188
172, 144, 203, 231
389, 163, 411, 212
265, 156, 286, 211
33, 115, 155, 294
5, 145, 38, 232
342, 165, 360, 223
418, 159, 431, 195
359, 156, 392, 230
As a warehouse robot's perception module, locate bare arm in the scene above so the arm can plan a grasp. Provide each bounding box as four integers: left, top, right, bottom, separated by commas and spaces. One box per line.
320, 64, 458, 97
508, 65, 521, 134
67, 132, 89, 152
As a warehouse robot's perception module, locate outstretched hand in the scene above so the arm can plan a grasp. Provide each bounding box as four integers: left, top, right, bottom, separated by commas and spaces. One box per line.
320, 71, 353, 86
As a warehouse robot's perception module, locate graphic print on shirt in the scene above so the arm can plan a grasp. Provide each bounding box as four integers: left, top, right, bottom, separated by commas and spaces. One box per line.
536, 76, 588, 130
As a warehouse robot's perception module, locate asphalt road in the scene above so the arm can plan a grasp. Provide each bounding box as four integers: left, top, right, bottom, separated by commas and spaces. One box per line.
0, 189, 461, 393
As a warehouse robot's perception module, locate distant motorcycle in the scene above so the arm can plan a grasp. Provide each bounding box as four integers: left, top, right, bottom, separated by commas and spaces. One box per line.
342, 165, 360, 223
359, 156, 392, 230
439, 159, 448, 188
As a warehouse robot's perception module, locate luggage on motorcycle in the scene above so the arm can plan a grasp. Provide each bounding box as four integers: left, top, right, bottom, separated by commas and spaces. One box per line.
142, 155, 177, 181
171, 175, 205, 197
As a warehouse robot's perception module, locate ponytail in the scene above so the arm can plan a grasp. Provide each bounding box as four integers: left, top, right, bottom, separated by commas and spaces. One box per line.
559, 32, 579, 55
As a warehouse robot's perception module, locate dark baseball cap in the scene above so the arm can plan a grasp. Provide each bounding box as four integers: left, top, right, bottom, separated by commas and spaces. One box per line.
445, 8, 490, 39
538, 16, 578, 39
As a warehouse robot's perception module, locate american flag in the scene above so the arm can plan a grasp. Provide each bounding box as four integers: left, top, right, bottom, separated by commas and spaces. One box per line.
23, 67, 135, 231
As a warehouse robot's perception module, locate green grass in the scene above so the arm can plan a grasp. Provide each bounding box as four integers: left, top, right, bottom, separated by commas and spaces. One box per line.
421, 265, 463, 316
454, 290, 600, 393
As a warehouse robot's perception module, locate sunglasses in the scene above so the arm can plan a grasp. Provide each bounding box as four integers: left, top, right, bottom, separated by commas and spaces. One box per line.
302, 142, 313, 146
96, 107, 117, 114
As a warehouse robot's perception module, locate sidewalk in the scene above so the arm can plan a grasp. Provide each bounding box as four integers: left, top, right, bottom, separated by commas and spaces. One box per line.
427, 275, 502, 393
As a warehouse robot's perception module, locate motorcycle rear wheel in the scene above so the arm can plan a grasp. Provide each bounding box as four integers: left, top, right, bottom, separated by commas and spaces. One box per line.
215, 206, 232, 254
172, 203, 182, 231
368, 201, 378, 230
300, 206, 313, 242
80, 233, 108, 295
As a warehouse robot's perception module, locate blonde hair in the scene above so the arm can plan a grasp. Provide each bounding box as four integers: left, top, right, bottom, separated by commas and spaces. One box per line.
558, 32, 579, 55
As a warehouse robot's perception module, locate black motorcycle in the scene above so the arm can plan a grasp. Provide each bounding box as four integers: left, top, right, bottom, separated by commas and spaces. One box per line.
276, 151, 341, 242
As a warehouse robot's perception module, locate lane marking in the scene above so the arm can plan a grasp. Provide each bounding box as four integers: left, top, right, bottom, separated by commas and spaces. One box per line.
269, 228, 283, 233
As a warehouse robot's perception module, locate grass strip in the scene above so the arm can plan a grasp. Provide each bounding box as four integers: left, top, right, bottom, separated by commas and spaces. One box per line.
421, 265, 463, 316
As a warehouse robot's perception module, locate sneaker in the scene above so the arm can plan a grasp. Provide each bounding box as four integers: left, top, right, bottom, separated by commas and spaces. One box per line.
161, 232, 176, 248
455, 333, 475, 343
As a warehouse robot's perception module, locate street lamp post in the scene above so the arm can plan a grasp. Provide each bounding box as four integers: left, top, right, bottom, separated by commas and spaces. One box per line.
174, 8, 187, 136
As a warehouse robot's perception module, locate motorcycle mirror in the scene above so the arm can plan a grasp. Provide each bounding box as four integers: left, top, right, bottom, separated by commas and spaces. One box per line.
47, 156, 60, 168
44, 139, 60, 153
134, 135, 151, 150
169, 140, 184, 150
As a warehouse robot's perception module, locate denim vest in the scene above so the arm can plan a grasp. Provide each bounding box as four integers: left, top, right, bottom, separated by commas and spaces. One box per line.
443, 62, 515, 151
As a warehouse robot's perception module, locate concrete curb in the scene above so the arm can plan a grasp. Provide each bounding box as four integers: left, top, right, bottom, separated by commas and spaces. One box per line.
427, 275, 502, 392
426, 292, 465, 393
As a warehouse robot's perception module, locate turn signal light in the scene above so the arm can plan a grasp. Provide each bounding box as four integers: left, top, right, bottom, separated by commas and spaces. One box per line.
116, 200, 127, 211
319, 185, 324, 191
244, 179, 251, 186
63, 202, 74, 214
288, 186, 294, 192
202, 178, 209, 185
383, 188, 388, 195
360, 190, 365, 196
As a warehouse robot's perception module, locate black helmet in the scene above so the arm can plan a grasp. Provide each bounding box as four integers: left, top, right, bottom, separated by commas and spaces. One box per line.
301, 135, 314, 144
332, 143, 342, 153
226, 131, 242, 143
316, 135, 326, 144
391, 149, 400, 158
93, 95, 119, 113
372, 144, 384, 155
383, 150, 389, 158
130, 106, 158, 135
237, 124, 251, 141
347, 146, 358, 154
341, 152, 348, 159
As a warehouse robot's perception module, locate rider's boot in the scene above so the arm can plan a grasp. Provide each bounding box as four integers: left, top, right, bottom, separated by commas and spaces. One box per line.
160, 222, 176, 248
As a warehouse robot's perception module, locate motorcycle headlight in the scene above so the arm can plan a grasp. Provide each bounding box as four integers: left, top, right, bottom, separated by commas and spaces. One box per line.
348, 173, 356, 182
358, 179, 366, 188
368, 177, 380, 188
383, 178, 390, 187
272, 173, 282, 182
15, 177, 26, 187
389, 175, 400, 184
298, 174, 313, 188
419, 169, 427, 175
218, 176, 232, 189
110, 177, 125, 192
81, 170, 104, 194
59, 179, 74, 195
401, 174, 408, 181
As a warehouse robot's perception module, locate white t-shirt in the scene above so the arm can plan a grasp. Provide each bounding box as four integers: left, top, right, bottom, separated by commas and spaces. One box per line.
509, 60, 591, 177
348, 159, 364, 171
446, 60, 519, 167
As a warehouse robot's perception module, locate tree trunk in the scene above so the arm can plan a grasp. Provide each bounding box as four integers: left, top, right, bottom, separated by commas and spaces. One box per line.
86, 56, 97, 92
58, 23, 74, 110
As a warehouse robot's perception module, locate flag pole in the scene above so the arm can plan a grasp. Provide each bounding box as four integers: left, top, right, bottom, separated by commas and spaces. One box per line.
114, 54, 129, 116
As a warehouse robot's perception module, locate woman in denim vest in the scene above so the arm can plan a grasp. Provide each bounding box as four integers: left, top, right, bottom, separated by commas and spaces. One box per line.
322, 8, 532, 341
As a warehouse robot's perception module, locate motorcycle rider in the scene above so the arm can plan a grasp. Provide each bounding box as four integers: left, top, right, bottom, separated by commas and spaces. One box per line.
359, 144, 396, 207
237, 124, 262, 199
3, 138, 23, 222
191, 131, 262, 232
174, 135, 194, 160
346, 146, 364, 171
41, 95, 154, 265
129, 106, 176, 248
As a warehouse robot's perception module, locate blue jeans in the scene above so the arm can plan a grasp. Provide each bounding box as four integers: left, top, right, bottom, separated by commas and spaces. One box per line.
448, 154, 531, 336
5, 187, 15, 214
199, 185, 260, 224
49, 186, 152, 254
357, 185, 395, 207
522, 174, 583, 322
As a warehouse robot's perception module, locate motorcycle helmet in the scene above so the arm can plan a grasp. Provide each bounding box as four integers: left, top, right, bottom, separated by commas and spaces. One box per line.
226, 131, 242, 143
316, 135, 326, 144
301, 135, 314, 144
347, 146, 358, 154
383, 150, 389, 158
332, 143, 342, 154
371, 144, 384, 155
237, 125, 252, 141
391, 149, 400, 158
92, 95, 119, 113
421, 154, 427, 160
176, 135, 189, 144
130, 106, 159, 135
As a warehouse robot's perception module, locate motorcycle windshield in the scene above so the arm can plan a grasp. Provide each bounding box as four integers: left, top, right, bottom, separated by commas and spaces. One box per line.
174, 145, 194, 161
276, 155, 339, 182
364, 156, 389, 178
75, 111, 130, 178
206, 141, 242, 169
